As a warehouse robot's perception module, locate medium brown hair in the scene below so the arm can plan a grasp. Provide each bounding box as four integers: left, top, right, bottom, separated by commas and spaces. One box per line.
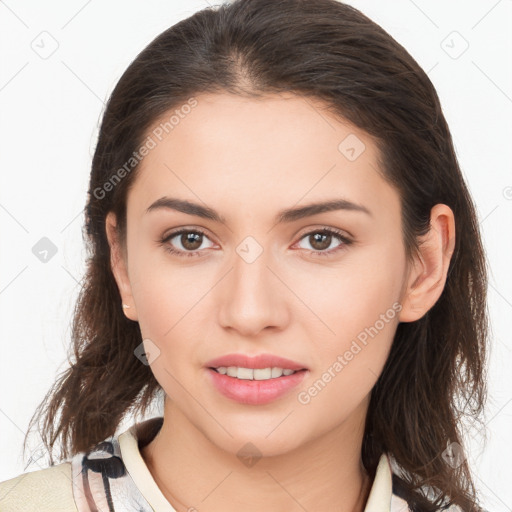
25, 0, 489, 510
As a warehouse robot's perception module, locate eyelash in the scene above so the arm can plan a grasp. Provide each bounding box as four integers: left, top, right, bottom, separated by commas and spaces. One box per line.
158, 227, 353, 259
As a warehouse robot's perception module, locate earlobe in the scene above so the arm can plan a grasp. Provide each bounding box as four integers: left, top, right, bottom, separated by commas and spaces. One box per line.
398, 204, 456, 323
105, 212, 138, 321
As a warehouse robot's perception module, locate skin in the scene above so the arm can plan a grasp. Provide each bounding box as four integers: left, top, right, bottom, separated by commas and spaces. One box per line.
106, 92, 455, 512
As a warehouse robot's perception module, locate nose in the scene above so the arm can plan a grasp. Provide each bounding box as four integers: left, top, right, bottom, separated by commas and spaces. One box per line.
216, 242, 290, 337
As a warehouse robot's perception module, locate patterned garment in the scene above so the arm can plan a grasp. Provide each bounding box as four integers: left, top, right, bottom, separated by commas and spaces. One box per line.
71, 433, 157, 512
68, 416, 459, 512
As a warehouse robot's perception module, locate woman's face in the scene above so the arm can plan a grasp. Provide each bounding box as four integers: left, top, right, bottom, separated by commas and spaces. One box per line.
109, 92, 412, 456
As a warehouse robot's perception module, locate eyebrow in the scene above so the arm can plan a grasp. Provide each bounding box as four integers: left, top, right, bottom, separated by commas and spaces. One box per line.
145, 196, 372, 224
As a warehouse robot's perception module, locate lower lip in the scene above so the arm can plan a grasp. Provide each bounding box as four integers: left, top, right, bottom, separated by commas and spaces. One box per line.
206, 368, 308, 405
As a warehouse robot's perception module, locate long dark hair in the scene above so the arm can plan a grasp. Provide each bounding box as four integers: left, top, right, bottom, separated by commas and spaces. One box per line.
24, 0, 489, 510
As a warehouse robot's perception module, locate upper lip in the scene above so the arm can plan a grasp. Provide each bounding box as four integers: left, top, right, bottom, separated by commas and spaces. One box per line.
205, 353, 308, 371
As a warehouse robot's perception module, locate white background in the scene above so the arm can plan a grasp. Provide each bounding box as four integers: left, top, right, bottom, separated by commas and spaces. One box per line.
0, 0, 511, 510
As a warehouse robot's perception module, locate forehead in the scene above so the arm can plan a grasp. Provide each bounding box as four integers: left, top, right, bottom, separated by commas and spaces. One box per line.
128, 92, 399, 224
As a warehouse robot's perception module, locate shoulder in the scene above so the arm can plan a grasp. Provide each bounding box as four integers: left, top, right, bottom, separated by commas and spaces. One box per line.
0, 462, 77, 512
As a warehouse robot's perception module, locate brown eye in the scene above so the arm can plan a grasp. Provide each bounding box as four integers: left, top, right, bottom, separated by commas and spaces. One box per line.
295, 228, 353, 257
160, 228, 214, 257
179, 232, 203, 251
308, 232, 333, 251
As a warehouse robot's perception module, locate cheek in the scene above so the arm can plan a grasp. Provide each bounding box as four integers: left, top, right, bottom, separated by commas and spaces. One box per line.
292, 244, 404, 384
129, 262, 204, 396
294, 271, 401, 423
127, 251, 213, 380
127, 241, 201, 333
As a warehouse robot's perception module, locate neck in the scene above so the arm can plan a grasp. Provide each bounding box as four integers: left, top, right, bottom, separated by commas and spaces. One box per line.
141, 401, 373, 512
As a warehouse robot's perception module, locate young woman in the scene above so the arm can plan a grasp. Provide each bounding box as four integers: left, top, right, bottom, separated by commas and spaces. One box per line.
0, 0, 489, 510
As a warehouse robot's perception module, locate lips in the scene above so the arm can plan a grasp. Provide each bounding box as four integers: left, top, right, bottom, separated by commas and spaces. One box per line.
206, 367, 308, 405
204, 353, 308, 371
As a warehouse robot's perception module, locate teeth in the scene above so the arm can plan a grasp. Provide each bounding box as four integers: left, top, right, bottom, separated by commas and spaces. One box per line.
215, 366, 298, 380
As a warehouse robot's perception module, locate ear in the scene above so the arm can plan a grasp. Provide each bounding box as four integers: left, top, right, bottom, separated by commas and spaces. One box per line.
398, 204, 456, 323
105, 211, 138, 322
